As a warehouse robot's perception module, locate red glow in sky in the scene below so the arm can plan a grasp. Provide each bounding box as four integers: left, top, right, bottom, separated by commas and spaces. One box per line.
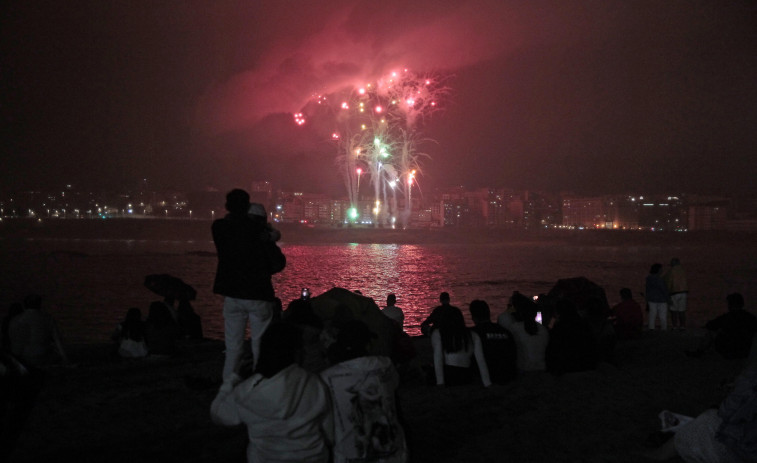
2, 0, 756, 195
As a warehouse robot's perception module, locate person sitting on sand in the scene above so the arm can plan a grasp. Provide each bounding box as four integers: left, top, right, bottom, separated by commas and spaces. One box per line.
144, 300, 179, 356
546, 299, 597, 375
320, 320, 408, 463
382, 293, 405, 330
111, 307, 148, 359
610, 288, 643, 340
431, 306, 492, 387
498, 291, 549, 372
686, 293, 757, 360
8, 294, 68, 367
176, 299, 203, 340
469, 299, 516, 384
585, 296, 616, 364
1, 302, 24, 353
646, 338, 757, 463
282, 298, 328, 373
211, 322, 333, 463
0, 346, 44, 461
420, 292, 462, 337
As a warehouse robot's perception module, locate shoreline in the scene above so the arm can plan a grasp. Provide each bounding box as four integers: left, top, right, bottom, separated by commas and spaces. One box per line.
8, 331, 751, 462
2, 217, 754, 246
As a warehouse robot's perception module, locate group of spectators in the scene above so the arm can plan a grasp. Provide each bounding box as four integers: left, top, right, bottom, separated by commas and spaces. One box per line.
210, 313, 408, 463
645, 258, 690, 331
415, 285, 757, 390
206, 187, 757, 463
111, 298, 204, 359
210, 188, 408, 462
4, 186, 756, 463
417, 288, 629, 386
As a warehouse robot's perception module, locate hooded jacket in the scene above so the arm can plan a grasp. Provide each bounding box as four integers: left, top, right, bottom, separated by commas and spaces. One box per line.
320, 356, 408, 463
211, 364, 333, 463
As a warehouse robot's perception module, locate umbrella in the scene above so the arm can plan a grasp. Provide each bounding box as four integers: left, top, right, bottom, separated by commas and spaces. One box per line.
538, 277, 610, 326
144, 274, 197, 301
544, 276, 610, 316
309, 287, 396, 357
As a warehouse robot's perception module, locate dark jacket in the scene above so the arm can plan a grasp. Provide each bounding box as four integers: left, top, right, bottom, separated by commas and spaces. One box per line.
645, 274, 668, 303
212, 214, 286, 300
706, 309, 757, 360
420, 304, 462, 336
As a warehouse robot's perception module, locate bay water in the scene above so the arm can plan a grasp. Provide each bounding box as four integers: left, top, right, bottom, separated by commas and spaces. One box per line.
1, 229, 756, 344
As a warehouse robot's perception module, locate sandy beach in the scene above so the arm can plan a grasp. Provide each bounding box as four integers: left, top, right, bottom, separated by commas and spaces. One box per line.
6, 329, 750, 463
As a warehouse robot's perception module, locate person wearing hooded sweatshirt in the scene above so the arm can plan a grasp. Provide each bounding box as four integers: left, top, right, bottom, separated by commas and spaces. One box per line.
320, 320, 408, 463
210, 323, 333, 463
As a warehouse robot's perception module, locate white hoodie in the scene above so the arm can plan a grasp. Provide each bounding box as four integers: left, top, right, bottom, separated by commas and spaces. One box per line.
211, 363, 333, 463
320, 356, 408, 463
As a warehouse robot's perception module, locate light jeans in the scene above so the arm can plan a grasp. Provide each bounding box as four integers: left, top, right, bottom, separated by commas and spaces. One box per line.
669, 292, 687, 312
648, 302, 668, 330
222, 297, 274, 385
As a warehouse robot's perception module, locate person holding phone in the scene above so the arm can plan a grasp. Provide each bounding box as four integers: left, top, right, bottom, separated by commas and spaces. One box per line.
497, 291, 549, 373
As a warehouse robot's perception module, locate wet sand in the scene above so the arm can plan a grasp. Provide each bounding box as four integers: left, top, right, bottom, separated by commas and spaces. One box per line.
7, 330, 749, 463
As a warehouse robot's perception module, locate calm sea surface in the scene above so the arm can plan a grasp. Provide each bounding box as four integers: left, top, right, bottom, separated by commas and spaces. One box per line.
2, 232, 756, 344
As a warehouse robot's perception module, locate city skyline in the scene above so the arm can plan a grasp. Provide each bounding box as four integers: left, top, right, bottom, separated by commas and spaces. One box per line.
3, 181, 753, 233
2, 1, 756, 197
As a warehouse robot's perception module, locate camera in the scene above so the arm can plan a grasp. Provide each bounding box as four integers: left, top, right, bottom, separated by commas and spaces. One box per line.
301, 288, 310, 300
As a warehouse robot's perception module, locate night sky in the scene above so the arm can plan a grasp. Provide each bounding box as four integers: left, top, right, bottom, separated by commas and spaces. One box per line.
2, 1, 756, 196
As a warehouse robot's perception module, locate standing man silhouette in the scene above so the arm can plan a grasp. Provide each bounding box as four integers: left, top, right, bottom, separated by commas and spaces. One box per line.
212, 189, 286, 389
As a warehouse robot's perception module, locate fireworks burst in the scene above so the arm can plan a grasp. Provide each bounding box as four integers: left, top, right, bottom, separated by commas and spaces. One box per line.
296, 68, 448, 227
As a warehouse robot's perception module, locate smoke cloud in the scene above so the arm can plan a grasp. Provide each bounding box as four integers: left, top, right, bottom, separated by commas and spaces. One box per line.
195, 0, 526, 134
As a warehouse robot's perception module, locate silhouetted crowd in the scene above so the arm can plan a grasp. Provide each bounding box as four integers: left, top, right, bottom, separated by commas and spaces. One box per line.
2, 187, 756, 463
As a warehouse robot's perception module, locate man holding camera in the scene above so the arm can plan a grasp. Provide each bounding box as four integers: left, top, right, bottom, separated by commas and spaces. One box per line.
212, 189, 286, 389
